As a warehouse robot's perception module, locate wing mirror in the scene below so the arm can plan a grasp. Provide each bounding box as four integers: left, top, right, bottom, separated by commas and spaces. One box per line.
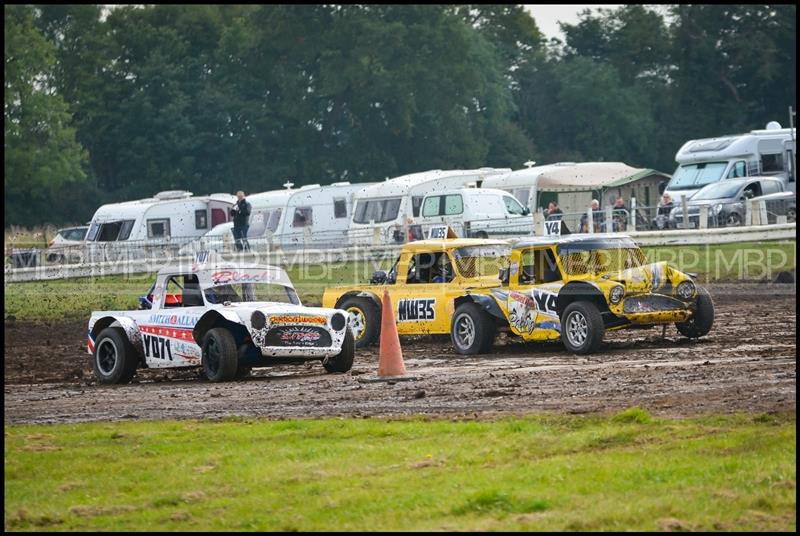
522, 207, 530, 216
370, 270, 388, 284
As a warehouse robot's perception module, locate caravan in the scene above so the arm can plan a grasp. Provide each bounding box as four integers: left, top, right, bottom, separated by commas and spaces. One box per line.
347, 168, 511, 245
86, 190, 236, 245
181, 182, 369, 253
663, 121, 796, 208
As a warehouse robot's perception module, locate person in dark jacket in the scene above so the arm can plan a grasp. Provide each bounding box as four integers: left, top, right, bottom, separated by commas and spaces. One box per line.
231, 190, 252, 251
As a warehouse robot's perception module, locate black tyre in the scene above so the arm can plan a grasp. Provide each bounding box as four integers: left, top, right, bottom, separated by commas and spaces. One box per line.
725, 212, 742, 227
202, 328, 238, 382
235, 365, 252, 379
338, 297, 380, 348
324, 328, 355, 373
676, 286, 715, 338
451, 302, 496, 355
560, 301, 604, 354
92, 327, 139, 384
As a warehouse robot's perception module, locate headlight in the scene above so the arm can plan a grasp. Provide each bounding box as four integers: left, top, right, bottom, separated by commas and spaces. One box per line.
609, 285, 625, 304
330, 312, 346, 331
712, 203, 723, 215
251, 311, 266, 330
676, 280, 696, 299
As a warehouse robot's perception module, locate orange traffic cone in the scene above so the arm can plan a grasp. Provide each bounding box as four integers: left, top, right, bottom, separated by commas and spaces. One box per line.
377, 289, 407, 377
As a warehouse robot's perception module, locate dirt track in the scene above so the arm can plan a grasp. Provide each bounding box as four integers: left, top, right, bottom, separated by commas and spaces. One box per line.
4, 283, 796, 425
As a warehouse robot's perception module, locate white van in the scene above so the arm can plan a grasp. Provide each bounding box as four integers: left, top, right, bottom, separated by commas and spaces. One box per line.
347, 168, 511, 245
86, 190, 235, 245
415, 187, 531, 238
665, 121, 796, 206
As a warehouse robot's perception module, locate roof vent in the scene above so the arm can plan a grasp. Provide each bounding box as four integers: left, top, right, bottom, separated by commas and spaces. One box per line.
283, 181, 295, 190
765, 121, 782, 130
330, 181, 351, 186
154, 190, 193, 200
523, 160, 537, 168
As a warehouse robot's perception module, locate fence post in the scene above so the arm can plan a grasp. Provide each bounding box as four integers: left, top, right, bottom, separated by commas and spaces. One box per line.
372, 225, 381, 246
777, 215, 788, 224
699, 205, 708, 229
630, 197, 637, 231
758, 200, 768, 225
533, 209, 544, 236
605, 206, 613, 233
681, 195, 689, 229
745, 200, 753, 226
587, 207, 594, 234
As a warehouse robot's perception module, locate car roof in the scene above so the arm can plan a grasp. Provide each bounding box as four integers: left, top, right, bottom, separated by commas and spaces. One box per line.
403, 238, 510, 251
513, 233, 636, 249
155, 262, 295, 289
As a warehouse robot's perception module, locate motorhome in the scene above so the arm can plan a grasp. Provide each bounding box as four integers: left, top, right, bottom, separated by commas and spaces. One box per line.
86, 190, 236, 245
663, 121, 796, 207
415, 187, 531, 238
347, 168, 511, 245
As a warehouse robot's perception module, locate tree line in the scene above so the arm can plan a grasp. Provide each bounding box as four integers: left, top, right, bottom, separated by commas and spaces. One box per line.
4, 4, 796, 226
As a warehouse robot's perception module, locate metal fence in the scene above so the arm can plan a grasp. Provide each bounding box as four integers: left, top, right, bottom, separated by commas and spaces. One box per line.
6, 194, 797, 272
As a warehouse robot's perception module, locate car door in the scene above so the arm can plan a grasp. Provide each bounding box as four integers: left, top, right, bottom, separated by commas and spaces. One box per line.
392, 248, 450, 336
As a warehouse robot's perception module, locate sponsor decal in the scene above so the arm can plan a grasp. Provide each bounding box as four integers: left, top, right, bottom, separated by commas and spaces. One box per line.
147, 314, 198, 328
211, 270, 280, 285
278, 327, 322, 344
269, 315, 327, 325
531, 289, 558, 316
508, 289, 559, 334
397, 298, 436, 321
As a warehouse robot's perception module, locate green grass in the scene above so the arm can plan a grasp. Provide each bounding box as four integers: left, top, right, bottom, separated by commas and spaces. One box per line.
3, 241, 795, 321
4, 410, 795, 531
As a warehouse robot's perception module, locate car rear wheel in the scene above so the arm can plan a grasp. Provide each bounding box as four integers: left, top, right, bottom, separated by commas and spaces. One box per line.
324, 328, 355, 373
338, 297, 380, 348
451, 303, 495, 355
676, 287, 715, 338
92, 327, 139, 384
560, 301, 604, 354
725, 212, 742, 227
202, 328, 238, 382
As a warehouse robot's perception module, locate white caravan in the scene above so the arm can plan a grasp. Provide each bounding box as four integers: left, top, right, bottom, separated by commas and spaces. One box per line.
664, 121, 797, 206
86, 190, 236, 245
347, 168, 511, 245
181, 182, 368, 253
415, 187, 531, 238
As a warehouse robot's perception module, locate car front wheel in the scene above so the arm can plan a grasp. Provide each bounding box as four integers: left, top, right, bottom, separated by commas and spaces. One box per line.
676, 287, 715, 338
92, 327, 139, 384
560, 301, 604, 354
202, 328, 238, 382
324, 328, 355, 373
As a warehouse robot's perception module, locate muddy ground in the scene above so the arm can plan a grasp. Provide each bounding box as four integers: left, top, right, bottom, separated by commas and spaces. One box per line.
4, 283, 795, 425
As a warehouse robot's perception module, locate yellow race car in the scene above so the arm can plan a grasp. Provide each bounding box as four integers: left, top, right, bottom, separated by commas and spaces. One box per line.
322, 234, 714, 355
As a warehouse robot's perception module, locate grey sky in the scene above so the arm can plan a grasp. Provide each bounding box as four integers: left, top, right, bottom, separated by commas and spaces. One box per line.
523, 4, 623, 40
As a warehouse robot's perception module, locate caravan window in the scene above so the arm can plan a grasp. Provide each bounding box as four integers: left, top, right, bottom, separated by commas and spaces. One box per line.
422, 195, 463, 217
117, 220, 135, 240
353, 198, 402, 224
727, 161, 747, 178
334, 198, 347, 219
97, 222, 122, 241
411, 196, 424, 217
249, 210, 268, 236
267, 209, 282, 232
422, 196, 441, 217
195, 210, 208, 230
292, 207, 312, 227
761, 153, 784, 173
147, 219, 171, 238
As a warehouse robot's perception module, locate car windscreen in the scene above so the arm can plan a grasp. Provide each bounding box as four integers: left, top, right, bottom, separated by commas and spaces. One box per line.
451, 245, 511, 278
353, 198, 402, 224
204, 283, 300, 305
558, 244, 646, 276
668, 162, 728, 189
692, 181, 743, 200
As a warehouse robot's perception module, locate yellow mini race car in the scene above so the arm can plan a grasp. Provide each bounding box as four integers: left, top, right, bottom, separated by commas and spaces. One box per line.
322, 234, 714, 355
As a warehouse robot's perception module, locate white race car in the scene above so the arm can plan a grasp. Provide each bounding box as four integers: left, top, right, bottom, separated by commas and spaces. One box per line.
87, 255, 354, 383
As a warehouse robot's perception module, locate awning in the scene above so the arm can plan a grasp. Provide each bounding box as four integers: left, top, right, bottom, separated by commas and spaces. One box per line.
535, 163, 670, 192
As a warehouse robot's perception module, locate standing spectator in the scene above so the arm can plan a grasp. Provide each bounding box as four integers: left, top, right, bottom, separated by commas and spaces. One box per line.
612, 196, 628, 231
580, 199, 603, 233
546, 201, 564, 220
654, 193, 674, 229
231, 190, 252, 251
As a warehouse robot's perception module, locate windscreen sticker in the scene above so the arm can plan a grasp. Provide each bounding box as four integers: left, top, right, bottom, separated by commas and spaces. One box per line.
397, 298, 436, 321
